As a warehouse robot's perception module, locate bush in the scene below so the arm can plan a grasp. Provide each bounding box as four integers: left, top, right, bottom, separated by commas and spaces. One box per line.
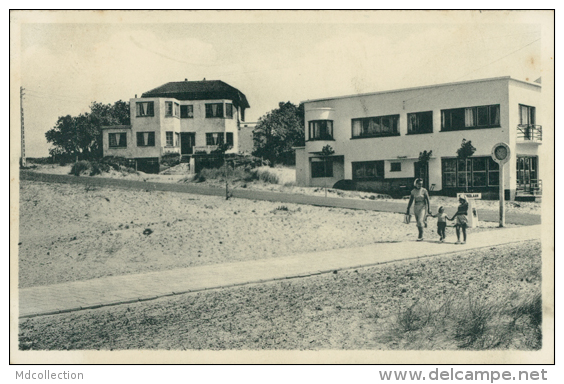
70, 161, 91, 176
89, 161, 111, 176
333, 179, 356, 191
161, 153, 181, 168
99, 156, 136, 172
252, 167, 279, 184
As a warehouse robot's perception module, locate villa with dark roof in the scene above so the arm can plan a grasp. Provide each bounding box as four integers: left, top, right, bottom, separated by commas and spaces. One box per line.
102, 79, 250, 173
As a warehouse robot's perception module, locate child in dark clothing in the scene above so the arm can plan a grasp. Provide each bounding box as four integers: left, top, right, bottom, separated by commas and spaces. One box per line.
430, 206, 450, 242
434, 206, 449, 242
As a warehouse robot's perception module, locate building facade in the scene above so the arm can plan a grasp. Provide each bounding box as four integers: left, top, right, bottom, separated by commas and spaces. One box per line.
102, 79, 250, 172
296, 76, 542, 200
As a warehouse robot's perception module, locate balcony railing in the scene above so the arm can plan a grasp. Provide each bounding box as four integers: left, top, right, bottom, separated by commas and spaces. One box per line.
193, 145, 219, 154
517, 179, 542, 195
517, 124, 542, 142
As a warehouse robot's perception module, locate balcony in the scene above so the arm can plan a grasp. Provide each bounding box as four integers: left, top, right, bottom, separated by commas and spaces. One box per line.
193, 145, 219, 154
517, 124, 542, 143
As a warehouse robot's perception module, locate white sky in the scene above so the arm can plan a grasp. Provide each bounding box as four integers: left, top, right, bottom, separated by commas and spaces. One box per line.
13, 10, 549, 157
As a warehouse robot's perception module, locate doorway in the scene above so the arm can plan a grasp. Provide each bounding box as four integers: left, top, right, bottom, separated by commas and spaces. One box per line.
181, 133, 195, 155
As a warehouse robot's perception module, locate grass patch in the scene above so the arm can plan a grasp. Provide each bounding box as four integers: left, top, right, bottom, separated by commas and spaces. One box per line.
384, 289, 542, 350
19, 241, 541, 350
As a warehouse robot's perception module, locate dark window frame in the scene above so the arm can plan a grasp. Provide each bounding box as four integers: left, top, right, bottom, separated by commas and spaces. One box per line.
519, 104, 536, 125
205, 103, 224, 118
165, 131, 174, 147
225, 103, 233, 119
180, 105, 194, 119
165, 102, 180, 118
390, 162, 402, 172
441, 104, 500, 132
311, 159, 333, 178
308, 120, 334, 141
351, 115, 400, 139
226, 132, 234, 147
206, 132, 225, 146
108, 132, 127, 148
352, 160, 385, 180
136, 131, 156, 147
407, 111, 433, 134
441, 156, 499, 188
136, 101, 155, 117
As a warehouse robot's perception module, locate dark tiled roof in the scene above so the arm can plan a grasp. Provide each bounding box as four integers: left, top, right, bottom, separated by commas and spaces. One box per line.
141, 80, 250, 109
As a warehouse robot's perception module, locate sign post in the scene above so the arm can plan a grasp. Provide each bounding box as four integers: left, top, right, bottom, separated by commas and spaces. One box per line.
491, 143, 511, 227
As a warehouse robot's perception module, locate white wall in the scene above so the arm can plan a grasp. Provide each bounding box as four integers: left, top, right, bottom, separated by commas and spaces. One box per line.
303, 77, 531, 192
130, 97, 241, 157
507, 80, 542, 193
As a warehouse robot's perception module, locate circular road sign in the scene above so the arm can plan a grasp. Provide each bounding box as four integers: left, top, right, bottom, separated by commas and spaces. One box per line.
491, 142, 511, 165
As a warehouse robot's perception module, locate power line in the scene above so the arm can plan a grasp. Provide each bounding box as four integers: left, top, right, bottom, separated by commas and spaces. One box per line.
402, 38, 541, 105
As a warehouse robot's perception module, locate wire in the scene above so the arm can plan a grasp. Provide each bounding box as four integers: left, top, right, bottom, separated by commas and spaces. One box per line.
402, 38, 541, 104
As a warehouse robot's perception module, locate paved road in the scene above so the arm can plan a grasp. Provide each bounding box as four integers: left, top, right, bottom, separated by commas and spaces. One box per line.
19, 225, 541, 318
20, 170, 541, 225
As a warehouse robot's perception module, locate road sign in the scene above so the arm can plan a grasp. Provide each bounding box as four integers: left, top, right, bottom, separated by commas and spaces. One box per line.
491, 142, 511, 227
491, 142, 511, 165
457, 192, 482, 199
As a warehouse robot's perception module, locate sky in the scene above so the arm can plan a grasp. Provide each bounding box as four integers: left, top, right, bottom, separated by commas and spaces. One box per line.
13, 10, 548, 157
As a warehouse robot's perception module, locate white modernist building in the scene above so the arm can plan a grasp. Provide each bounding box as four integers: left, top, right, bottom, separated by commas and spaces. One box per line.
295, 76, 543, 200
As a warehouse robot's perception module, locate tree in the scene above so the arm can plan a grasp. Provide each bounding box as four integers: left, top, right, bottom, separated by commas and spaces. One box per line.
456, 139, 476, 192
252, 101, 305, 165
45, 100, 131, 161
418, 150, 433, 188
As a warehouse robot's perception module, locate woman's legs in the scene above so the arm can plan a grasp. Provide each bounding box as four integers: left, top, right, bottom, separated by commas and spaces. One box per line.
455, 226, 461, 241
461, 225, 467, 242
418, 226, 424, 239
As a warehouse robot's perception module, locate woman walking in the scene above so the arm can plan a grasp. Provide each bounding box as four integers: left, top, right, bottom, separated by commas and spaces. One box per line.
406, 178, 431, 241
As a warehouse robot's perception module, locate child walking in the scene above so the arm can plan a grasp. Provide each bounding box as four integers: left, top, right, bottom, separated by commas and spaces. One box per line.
433, 206, 449, 242
450, 195, 469, 244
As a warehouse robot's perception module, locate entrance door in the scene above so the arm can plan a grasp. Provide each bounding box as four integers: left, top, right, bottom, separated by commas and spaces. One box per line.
414, 161, 429, 189
181, 133, 195, 155
516, 156, 538, 193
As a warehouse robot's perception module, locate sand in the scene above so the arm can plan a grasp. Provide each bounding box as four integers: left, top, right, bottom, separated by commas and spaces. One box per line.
18, 179, 510, 288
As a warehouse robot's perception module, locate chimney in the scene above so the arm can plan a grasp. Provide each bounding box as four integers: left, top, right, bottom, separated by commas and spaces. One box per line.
135, 94, 137, 98
203, 78, 206, 81
185, 78, 187, 81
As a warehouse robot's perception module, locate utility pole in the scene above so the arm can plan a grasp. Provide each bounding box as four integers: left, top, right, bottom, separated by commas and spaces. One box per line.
20, 87, 26, 167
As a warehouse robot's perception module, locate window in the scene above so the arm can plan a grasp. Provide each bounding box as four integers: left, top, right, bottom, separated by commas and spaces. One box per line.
442, 157, 499, 188
519, 104, 535, 125
165, 102, 179, 117
407, 111, 433, 134
205, 103, 224, 118
352, 115, 399, 138
311, 159, 333, 178
225, 104, 233, 119
206, 133, 224, 146
516, 156, 538, 190
441, 105, 500, 131
136, 101, 154, 117
309, 120, 334, 140
108, 133, 127, 148
137, 132, 155, 147
166, 132, 174, 147
390, 162, 402, 172
226, 132, 234, 147
175, 132, 180, 147
180, 105, 194, 118
352, 161, 385, 180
